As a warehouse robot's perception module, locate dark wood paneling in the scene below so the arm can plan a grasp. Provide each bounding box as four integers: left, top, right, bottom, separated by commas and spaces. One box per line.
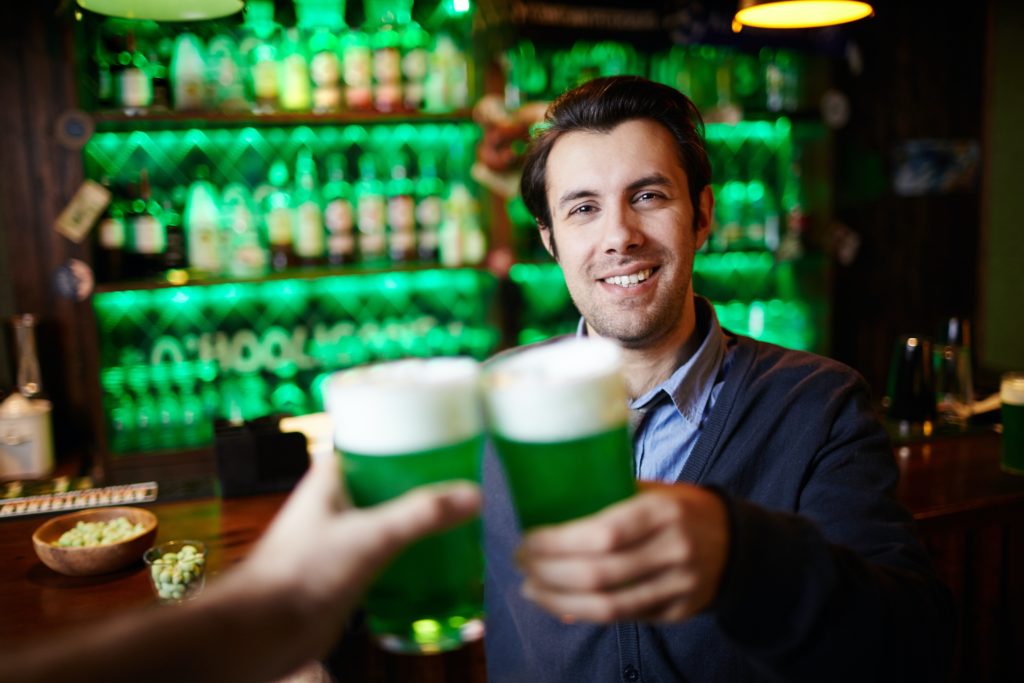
0, 3, 96, 457
831, 2, 987, 395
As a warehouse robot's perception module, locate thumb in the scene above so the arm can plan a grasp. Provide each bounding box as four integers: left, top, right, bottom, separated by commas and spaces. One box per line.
358, 481, 482, 551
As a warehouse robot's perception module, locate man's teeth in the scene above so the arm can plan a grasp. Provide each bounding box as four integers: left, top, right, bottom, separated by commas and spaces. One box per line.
603, 269, 653, 288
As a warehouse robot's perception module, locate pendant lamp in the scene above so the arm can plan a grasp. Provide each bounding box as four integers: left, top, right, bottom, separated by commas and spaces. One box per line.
733, 0, 874, 30
77, 0, 245, 22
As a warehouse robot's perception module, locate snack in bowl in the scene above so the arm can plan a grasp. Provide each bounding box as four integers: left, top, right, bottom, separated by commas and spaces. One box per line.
32, 507, 158, 577
143, 540, 207, 604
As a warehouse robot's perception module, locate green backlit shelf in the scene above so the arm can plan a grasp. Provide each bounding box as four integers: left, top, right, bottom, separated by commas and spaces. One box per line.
93, 267, 500, 455
91, 108, 475, 132
93, 261, 479, 293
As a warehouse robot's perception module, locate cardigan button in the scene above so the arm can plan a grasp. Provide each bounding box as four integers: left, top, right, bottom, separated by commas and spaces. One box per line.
623, 665, 640, 681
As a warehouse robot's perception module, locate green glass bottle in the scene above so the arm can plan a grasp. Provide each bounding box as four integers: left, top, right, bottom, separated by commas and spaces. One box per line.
323, 153, 357, 266
184, 167, 223, 276
355, 154, 387, 264
400, 20, 430, 111
101, 367, 136, 454
222, 183, 268, 277
207, 34, 248, 111
264, 160, 296, 271
415, 153, 445, 262
170, 32, 208, 111
128, 365, 157, 452
116, 29, 153, 112
341, 28, 372, 111
293, 146, 326, 266
279, 27, 312, 112
242, 0, 281, 113
387, 152, 417, 263
308, 26, 342, 112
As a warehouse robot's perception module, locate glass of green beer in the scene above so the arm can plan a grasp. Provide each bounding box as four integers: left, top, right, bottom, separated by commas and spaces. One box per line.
1001, 372, 1024, 475
482, 338, 636, 530
324, 358, 485, 653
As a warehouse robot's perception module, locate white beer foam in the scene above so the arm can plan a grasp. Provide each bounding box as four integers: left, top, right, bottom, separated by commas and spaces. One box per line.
325, 358, 483, 456
1002, 374, 1024, 406
483, 338, 629, 442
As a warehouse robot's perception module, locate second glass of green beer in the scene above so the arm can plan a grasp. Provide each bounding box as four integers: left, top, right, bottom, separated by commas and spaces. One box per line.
325, 357, 484, 653
483, 338, 636, 529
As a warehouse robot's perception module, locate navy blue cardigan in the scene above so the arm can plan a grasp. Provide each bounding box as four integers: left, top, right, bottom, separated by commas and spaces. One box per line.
483, 334, 954, 682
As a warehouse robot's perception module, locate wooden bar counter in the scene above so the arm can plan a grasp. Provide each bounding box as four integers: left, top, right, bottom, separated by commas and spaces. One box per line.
1, 432, 1021, 681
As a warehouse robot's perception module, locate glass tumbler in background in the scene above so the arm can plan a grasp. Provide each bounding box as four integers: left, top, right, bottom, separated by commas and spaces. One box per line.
935, 317, 974, 431
324, 358, 485, 654
1000, 372, 1024, 475
885, 334, 936, 438
482, 337, 636, 530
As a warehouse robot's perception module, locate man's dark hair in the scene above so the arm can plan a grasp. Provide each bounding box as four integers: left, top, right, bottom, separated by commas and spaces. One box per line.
520, 75, 712, 232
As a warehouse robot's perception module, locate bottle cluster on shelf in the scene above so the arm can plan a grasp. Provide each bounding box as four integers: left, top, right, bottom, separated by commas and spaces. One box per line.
93, 135, 486, 283
84, 0, 471, 116
504, 39, 806, 117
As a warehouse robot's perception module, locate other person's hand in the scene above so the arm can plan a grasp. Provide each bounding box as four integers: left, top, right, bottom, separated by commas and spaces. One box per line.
517, 481, 729, 623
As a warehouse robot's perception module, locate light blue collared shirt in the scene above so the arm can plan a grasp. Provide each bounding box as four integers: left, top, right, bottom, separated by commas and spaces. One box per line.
576, 296, 728, 482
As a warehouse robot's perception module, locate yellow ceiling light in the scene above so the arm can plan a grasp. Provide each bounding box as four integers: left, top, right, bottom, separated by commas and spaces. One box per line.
76, 0, 245, 22
734, 0, 874, 30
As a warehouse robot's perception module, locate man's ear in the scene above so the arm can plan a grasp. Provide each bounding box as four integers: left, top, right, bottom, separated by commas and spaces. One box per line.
538, 222, 558, 261
695, 185, 714, 250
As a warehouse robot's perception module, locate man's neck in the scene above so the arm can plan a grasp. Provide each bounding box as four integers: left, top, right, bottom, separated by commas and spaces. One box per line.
609, 295, 704, 400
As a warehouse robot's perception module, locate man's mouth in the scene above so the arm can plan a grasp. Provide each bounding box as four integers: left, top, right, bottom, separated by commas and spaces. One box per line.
601, 268, 654, 288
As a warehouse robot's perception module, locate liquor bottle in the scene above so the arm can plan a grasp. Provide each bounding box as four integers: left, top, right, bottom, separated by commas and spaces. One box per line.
101, 367, 136, 454
293, 146, 326, 266
171, 32, 207, 111
94, 38, 115, 107
13, 314, 44, 400
400, 19, 430, 111
279, 28, 312, 112
184, 168, 223, 275
128, 365, 157, 452
323, 153, 356, 266
415, 153, 444, 262
370, 20, 403, 113
151, 364, 183, 450
207, 34, 248, 111
115, 30, 153, 112
340, 28, 372, 111
355, 154, 387, 263
127, 169, 167, 279
386, 152, 417, 263
172, 363, 211, 448
264, 159, 296, 271
242, 0, 281, 113
222, 183, 268, 277
308, 26, 342, 112
96, 194, 126, 282
162, 199, 187, 271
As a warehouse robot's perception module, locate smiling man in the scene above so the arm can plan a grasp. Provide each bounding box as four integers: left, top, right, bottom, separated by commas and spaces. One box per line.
483, 76, 954, 682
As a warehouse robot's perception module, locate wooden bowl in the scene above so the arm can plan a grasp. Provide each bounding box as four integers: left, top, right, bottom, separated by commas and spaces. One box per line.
32, 507, 158, 577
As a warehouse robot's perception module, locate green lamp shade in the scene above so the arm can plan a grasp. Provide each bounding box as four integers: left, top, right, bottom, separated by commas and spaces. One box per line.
77, 0, 245, 22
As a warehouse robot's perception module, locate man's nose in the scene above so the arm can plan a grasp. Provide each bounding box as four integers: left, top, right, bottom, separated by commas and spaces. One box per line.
602, 202, 644, 254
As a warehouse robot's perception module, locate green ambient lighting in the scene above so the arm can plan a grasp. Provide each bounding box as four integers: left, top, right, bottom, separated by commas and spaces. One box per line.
84, 123, 482, 193
510, 260, 817, 351
77, 0, 243, 22
93, 269, 498, 454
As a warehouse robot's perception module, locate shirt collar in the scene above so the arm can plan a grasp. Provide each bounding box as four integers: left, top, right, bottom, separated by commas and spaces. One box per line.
576, 296, 727, 425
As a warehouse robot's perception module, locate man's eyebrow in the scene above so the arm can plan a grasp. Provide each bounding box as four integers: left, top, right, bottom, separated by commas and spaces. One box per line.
556, 188, 598, 209
626, 173, 673, 192
556, 174, 675, 209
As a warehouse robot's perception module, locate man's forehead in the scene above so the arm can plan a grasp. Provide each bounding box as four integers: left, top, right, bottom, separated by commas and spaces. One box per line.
545, 120, 689, 192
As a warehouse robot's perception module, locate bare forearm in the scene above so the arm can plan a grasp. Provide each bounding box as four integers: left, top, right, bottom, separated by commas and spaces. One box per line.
3, 572, 336, 683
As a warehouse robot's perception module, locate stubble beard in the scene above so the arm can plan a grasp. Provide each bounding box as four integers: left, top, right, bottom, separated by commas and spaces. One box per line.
570, 259, 691, 351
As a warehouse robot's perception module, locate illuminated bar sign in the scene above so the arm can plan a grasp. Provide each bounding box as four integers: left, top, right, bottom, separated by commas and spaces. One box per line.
92, 269, 498, 454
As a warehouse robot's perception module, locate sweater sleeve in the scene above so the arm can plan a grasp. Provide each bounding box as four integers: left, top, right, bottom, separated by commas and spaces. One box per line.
708, 369, 955, 682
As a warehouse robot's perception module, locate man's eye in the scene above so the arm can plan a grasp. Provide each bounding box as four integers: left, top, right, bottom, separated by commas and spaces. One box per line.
569, 205, 596, 216
634, 191, 661, 203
